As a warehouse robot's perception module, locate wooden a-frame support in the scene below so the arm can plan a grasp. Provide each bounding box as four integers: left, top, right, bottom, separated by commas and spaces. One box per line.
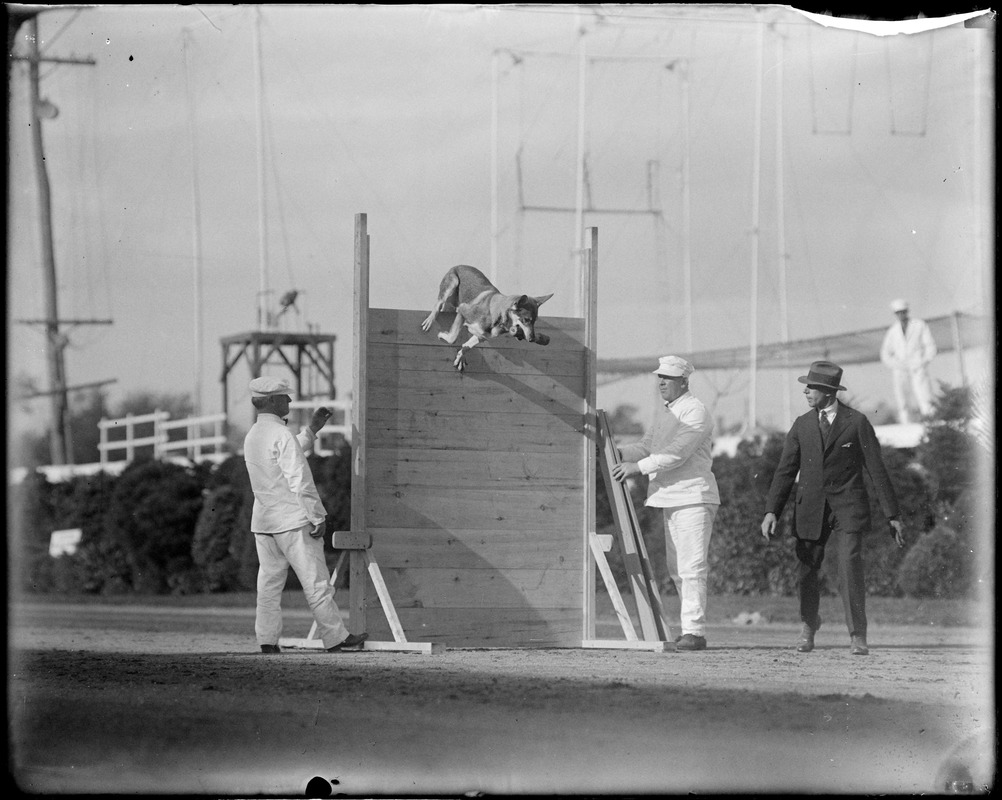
581, 408, 674, 652
279, 531, 444, 654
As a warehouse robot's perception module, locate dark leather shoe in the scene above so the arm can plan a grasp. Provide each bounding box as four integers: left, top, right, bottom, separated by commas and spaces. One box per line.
260, 644, 282, 654
676, 634, 707, 651
797, 617, 821, 652
850, 635, 869, 656
327, 632, 368, 652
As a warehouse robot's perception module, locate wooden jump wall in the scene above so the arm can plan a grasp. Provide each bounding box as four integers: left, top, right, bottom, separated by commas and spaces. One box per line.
349, 214, 598, 647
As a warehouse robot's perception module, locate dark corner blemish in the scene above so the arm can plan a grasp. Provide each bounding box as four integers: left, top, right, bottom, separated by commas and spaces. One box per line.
304, 775, 332, 798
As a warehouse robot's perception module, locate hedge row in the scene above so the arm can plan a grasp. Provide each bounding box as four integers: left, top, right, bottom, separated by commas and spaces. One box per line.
12, 430, 984, 599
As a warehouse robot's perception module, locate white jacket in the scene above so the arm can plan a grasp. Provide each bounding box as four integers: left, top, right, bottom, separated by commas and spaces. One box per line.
619, 391, 720, 508
243, 413, 326, 533
880, 318, 937, 371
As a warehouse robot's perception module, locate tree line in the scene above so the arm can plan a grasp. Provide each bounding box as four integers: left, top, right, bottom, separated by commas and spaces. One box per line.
10, 386, 987, 600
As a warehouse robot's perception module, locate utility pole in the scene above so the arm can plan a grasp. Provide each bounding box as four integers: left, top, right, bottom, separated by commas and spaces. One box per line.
12, 14, 102, 465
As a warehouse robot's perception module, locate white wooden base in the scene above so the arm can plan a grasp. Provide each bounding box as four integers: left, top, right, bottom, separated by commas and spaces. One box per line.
279, 637, 445, 654
581, 638, 675, 652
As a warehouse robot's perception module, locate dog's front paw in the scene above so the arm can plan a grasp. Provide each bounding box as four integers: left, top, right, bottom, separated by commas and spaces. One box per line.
453, 349, 467, 371
535, 333, 550, 346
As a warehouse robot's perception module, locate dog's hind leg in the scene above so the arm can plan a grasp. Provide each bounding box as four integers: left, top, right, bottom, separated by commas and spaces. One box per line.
421, 269, 460, 332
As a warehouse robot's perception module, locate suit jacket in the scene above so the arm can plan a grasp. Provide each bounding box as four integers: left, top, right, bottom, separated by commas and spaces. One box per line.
765, 403, 899, 541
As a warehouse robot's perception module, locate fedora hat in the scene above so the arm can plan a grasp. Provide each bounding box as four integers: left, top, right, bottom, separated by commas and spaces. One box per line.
797, 360, 846, 392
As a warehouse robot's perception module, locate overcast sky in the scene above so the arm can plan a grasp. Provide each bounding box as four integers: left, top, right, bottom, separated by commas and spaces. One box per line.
6, 4, 994, 441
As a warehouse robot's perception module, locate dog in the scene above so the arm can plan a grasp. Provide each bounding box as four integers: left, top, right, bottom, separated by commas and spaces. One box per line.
420, 265, 553, 371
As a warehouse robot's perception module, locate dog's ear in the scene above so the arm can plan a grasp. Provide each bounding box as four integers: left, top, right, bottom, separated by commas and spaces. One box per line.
533, 293, 553, 307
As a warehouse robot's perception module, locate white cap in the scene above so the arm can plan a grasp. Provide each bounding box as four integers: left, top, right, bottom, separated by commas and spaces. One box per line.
249, 376, 293, 398
652, 355, 694, 379
890, 298, 909, 312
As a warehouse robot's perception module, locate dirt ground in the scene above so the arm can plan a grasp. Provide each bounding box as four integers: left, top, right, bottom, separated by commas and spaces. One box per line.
7, 600, 996, 797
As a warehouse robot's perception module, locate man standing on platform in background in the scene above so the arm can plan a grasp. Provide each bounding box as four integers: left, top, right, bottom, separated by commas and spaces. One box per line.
880, 298, 938, 424
611, 356, 720, 652
243, 376, 367, 654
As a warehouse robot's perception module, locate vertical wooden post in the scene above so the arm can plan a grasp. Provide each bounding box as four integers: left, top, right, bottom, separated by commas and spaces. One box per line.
582, 227, 598, 641
349, 213, 369, 634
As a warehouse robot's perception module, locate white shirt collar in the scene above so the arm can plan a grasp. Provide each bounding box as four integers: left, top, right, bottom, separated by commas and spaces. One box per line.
664, 390, 691, 409
819, 399, 839, 420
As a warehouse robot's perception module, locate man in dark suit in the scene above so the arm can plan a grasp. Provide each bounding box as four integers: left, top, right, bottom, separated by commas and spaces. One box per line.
761, 361, 905, 655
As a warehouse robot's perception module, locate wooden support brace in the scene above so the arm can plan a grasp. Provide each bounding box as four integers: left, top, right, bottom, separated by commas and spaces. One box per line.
279, 638, 446, 654
581, 639, 675, 652
589, 532, 638, 641
596, 409, 671, 642
280, 530, 444, 654
363, 550, 407, 643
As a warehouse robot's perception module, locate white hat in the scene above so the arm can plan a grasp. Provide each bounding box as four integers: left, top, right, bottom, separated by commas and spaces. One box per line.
652, 355, 694, 379
890, 298, 909, 312
249, 376, 293, 398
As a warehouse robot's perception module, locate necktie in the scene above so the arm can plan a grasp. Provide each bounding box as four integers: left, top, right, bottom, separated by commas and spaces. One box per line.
819, 411, 831, 441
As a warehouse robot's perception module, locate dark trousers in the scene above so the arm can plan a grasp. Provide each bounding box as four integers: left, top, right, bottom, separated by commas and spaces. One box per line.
795, 502, 867, 637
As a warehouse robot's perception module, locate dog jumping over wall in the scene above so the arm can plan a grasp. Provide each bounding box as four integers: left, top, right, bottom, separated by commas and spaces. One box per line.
421, 265, 553, 371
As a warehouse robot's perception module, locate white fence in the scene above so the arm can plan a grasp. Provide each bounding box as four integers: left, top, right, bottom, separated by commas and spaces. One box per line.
9, 400, 352, 485
98, 410, 228, 465
94, 400, 352, 465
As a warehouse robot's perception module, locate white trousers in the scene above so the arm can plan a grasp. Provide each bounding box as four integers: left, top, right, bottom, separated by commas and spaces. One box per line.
662, 504, 718, 637
254, 525, 350, 649
891, 366, 935, 423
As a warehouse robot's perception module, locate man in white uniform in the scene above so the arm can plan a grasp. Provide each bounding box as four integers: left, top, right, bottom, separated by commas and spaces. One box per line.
243, 376, 367, 654
879, 299, 938, 423
611, 356, 720, 651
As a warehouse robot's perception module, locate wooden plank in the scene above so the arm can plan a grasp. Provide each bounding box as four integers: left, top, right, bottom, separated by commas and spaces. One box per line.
361, 641, 446, 654
367, 408, 585, 452
366, 485, 580, 530
331, 531, 372, 550
366, 370, 585, 417
589, 532, 637, 641
620, 479, 672, 643
370, 308, 586, 349
350, 213, 369, 633
582, 639, 673, 652
596, 408, 661, 641
369, 341, 588, 379
366, 469, 581, 498
361, 565, 581, 609
582, 227, 598, 641
367, 447, 583, 488
364, 551, 407, 643
370, 527, 583, 570
598, 409, 673, 642
361, 606, 584, 647
278, 638, 445, 654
